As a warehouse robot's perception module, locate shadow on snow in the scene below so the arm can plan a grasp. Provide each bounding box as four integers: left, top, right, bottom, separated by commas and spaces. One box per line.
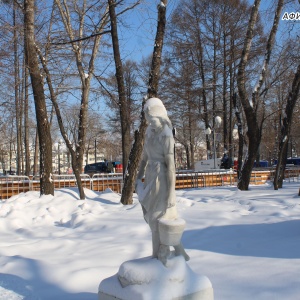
183, 219, 300, 259
0, 256, 96, 300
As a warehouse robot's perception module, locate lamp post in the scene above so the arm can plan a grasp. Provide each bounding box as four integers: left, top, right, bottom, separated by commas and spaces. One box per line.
205, 116, 222, 169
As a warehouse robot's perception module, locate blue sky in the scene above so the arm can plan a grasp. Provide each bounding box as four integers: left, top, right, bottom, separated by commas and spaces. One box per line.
117, 0, 299, 63
118, 0, 180, 62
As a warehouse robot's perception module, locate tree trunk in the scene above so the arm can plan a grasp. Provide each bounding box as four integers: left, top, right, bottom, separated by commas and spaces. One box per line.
188, 109, 194, 169
108, 0, 131, 176
184, 144, 190, 169
233, 93, 244, 179
33, 128, 39, 176
274, 137, 288, 189
236, 0, 260, 190
194, 19, 211, 155
274, 64, 300, 189
24, 0, 54, 195
24, 65, 30, 176
222, 33, 228, 152
121, 0, 168, 204
237, 0, 283, 190
75, 89, 89, 199
13, 3, 22, 175
36, 44, 85, 200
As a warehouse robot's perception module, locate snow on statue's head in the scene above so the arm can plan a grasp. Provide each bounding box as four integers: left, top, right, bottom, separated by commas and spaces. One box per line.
144, 98, 172, 129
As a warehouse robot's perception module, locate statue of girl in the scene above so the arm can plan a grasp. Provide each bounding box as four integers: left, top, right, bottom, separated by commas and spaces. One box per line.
136, 98, 189, 263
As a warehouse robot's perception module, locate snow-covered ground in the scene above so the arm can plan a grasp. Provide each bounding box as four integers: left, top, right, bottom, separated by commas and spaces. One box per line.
0, 181, 300, 300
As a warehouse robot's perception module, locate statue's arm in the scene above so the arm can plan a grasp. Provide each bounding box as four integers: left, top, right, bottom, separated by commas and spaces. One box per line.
165, 153, 176, 207
137, 151, 147, 180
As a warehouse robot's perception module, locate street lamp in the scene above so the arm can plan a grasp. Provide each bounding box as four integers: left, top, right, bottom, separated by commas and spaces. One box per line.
205, 116, 222, 169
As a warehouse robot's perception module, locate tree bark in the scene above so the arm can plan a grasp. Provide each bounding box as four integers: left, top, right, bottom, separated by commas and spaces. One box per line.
33, 128, 39, 176
229, 37, 235, 162
108, 0, 131, 176
233, 93, 244, 179
194, 19, 211, 156
222, 32, 228, 152
121, 0, 168, 204
13, 2, 22, 175
237, 0, 283, 190
24, 63, 30, 176
274, 64, 300, 189
24, 0, 54, 195
236, 0, 261, 190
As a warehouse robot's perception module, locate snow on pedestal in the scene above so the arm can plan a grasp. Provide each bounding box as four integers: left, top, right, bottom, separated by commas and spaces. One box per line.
98, 256, 213, 300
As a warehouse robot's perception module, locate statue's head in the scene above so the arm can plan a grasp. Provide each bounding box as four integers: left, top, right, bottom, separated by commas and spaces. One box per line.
144, 98, 172, 130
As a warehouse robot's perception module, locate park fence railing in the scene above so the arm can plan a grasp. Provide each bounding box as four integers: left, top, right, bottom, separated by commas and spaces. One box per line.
1, 167, 299, 200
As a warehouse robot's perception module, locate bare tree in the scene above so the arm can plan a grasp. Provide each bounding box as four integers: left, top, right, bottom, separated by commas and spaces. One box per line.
107, 0, 136, 176
24, 0, 54, 195
13, 0, 22, 175
35, 0, 110, 199
166, 0, 262, 166
237, 0, 284, 190
23, 64, 30, 176
162, 59, 199, 169
121, 0, 168, 204
274, 64, 300, 189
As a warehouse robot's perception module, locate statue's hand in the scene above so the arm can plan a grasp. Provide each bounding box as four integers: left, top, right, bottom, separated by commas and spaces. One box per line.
162, 205, 177, 220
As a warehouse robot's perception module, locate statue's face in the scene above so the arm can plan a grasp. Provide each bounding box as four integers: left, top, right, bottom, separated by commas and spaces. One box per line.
148, 116, 162, 131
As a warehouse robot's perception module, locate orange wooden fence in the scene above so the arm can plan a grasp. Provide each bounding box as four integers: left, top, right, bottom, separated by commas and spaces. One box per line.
1, 168, 299, 200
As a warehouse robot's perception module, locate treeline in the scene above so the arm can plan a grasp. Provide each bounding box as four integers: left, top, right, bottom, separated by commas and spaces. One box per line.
0, 0, 299, 199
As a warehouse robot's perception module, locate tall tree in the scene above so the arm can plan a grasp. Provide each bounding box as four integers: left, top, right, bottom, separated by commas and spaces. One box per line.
121, 0, 168, 205
273, 64, 300, 189
24, 64, 30, 176
107, 0, 134, 177
162, 59, 199, 169
13, 0, 22, 175
37, 0, 110, 199
166, 0, 260, 166
237, 0, 283, 190
24, 0, 54, 195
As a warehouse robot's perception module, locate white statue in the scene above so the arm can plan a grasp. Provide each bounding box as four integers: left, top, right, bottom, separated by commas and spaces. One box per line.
136, 97, 189, 264
98, 99, 214, 297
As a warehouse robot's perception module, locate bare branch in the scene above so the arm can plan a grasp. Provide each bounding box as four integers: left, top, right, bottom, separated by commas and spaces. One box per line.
51, 29, 111, 45
51, 0, 141, 46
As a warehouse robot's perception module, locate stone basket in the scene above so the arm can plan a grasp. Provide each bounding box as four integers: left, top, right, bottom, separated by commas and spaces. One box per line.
158, 218, 186, 246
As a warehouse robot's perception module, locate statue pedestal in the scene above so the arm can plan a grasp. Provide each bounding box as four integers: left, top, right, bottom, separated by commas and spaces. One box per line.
98, 256, 213, 300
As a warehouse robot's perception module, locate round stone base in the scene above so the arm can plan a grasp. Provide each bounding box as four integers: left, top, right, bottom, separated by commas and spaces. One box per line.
99, 287, 213, 300
98, 256, 213, 300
